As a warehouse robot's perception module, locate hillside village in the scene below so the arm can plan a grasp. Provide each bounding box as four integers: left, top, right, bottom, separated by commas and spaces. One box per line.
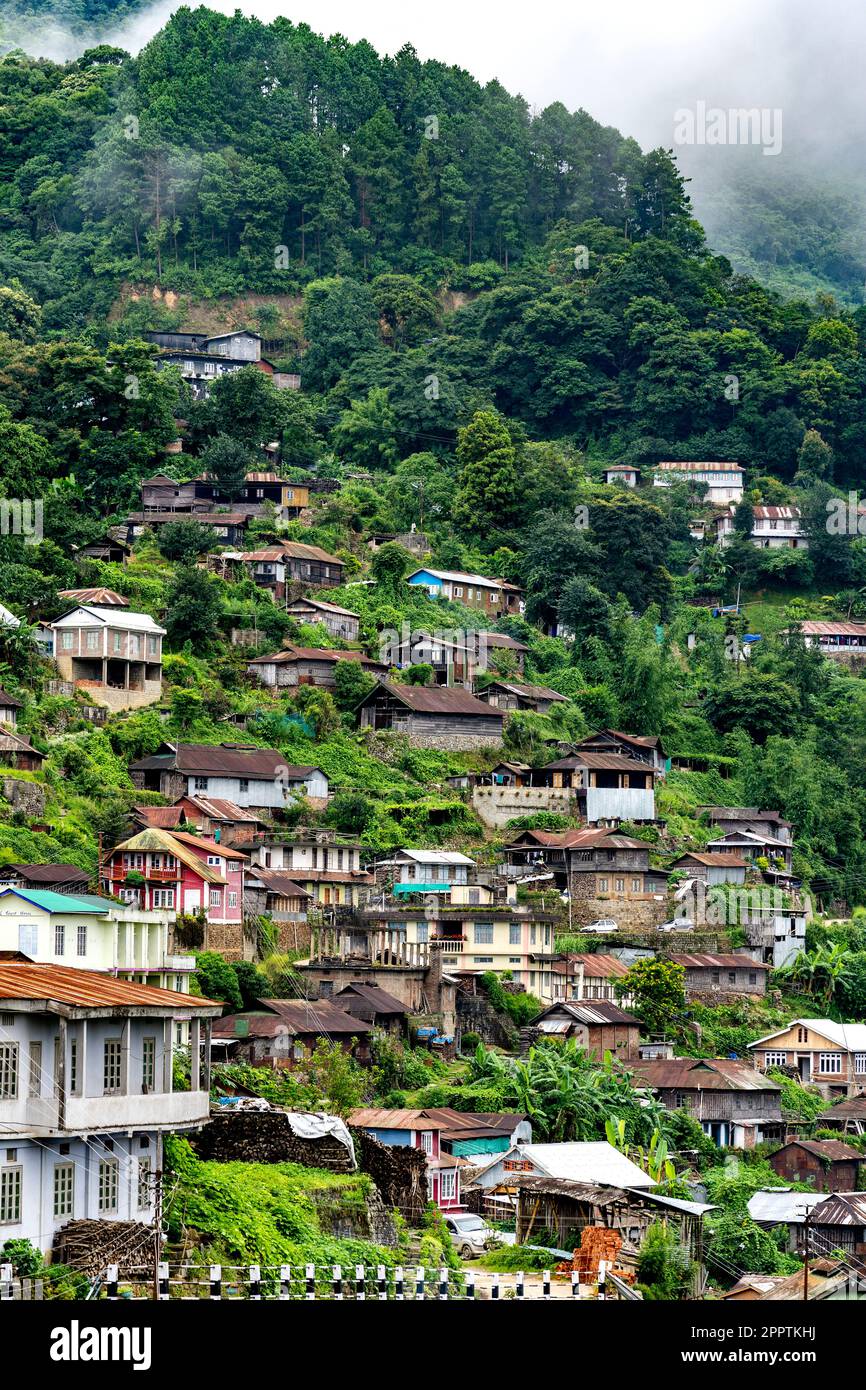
4, 11, 866, 1308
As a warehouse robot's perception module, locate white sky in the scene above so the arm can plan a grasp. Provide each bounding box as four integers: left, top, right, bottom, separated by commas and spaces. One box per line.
20, 0, 862, 160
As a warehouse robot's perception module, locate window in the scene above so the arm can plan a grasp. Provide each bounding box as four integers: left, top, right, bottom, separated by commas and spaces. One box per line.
727, 972, 736, 984
138, 1157, 152, 1209
61, 631, 73, 650
0, 1044, 18, 1099
28, 1042, 41, 1098
18, 923, 37, 957
53, 1163, 74, 1219
711, 972, 720, 984
141, 1038, 156, 1093
54, 922, 65, 956
797, 1027, 808, 1043
129, 636, 140, 658
103, 1040, 122, 1095
631, 878, 641, 893
473, 922, 493, 945
509, 957, 521, 965
474, 956, 493, 965
615, 879, 625, 893
76, 923, 87, 957
597, 878, 609, 892
416, 922, 428, 944
227, 892, 237, 909
509, 923, 521, 946
0, 1168, 21, 1224
147, 636, 158, 656
210, 890, 222, 907
98, 1159, 119, 1213
239, 778, 249, 794
207, 855, 221, 866
764, 1051, 787, 1067
86, 630, 99, 651
819, 1052, 842, 1074
439, 1170, 457, 1201
69, 1039, 78, 1096
856, 1054, 866, 1074
420, 1130, 434, 1155
152, 889, 175, 909
195, 777, 209, 792
748, 972, 757, 985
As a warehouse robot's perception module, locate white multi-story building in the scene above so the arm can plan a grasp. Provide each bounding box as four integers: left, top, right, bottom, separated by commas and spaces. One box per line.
652, 461, 744, 505
0, 960, 219, 1255
51, 605, 165, 711
715, 505, 807, 549
0, 886, 194, 995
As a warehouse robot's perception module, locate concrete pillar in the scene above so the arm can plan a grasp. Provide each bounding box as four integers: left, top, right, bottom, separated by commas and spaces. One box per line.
202, 1018, 212, 1095
121, 1017, 132, 1096
57, 1016, 67, 1128
190, 1017, 201, 1092
162, 1018, 173, 1093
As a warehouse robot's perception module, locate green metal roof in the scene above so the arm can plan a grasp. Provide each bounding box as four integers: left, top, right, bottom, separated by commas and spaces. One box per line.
0, 887, 107, 915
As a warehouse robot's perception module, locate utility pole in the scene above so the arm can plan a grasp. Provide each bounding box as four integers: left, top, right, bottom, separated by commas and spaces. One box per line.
802, 1205, 811, 1301
152, 1166, 163, 1302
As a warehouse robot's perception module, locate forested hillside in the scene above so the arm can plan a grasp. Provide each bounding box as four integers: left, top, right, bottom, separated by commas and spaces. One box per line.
3, 7, 866, 910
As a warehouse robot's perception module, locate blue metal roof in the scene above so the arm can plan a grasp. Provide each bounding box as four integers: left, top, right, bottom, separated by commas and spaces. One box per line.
0, 886, 105, 914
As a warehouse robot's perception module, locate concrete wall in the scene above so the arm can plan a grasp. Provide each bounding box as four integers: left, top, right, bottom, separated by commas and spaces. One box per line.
471, 785, 578, 829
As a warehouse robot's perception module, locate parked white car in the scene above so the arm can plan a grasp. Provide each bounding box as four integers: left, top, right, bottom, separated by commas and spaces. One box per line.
658, 918, 694, 932
583, 919, 618, 933
444, 1213, 497, 1258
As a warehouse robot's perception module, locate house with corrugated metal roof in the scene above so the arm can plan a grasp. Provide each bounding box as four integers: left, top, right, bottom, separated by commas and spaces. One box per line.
470, 1140, 655, 1195
526, 1000, 642, 1060
0, 886, 194, 995
355, 679, 505, 749
668, 952, 769, 998
101, 829, 245, 936
0, 959, 220, 1255
348, 1108, 465, 1211
627, 1057, 784, 1148
749, 1018, 866, 1097
129, 740, 329, 809
769, 1139, 863, 1192
51, 604, 165, 712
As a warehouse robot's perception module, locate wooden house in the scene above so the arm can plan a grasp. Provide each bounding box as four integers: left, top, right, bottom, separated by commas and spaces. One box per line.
226, 540, 346, 596
477, 679, 568, 714
212, 999, 372, 1068
816, 1095, 866, 1135
355, 680, 504, 748
503, 827, 668, 926
528, 1000, 641, 1060
0, 729, 45, 772
248, 644, 386, 690
285, 598, 360, 642
406, 567, 523, 618
670, 851, 747, 885
333, 982, 408, 1033
768, 1139, 863, 1192
669, 952, 769, 998
575, 730, 668, 775
628, 1057, 784, 1148
532, 752, 657, 823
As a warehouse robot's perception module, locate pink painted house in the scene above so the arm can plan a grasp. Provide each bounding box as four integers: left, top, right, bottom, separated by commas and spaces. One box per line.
349, 1108, 464, 1211
102, 827, 245, 925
